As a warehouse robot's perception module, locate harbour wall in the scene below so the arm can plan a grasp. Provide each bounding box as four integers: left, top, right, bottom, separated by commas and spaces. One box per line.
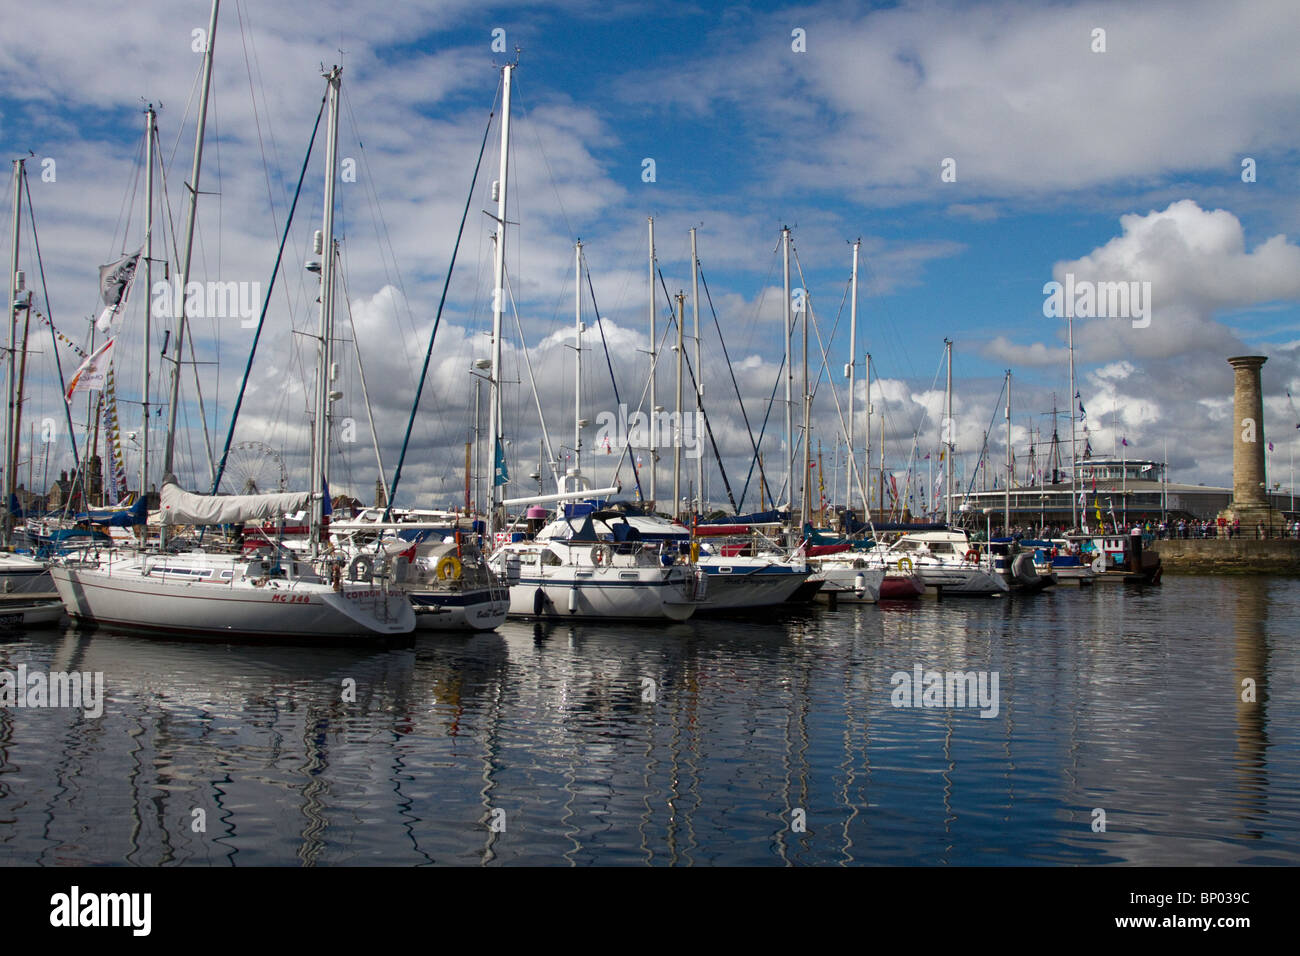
1150, 538, 1300, 574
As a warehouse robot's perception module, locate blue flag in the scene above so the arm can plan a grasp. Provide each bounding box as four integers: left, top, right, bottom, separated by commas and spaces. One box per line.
493, 438, 509, 486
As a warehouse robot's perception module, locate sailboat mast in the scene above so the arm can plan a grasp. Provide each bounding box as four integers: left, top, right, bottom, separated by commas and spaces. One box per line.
161, 0, 218, 491
573, 239, 582, 482
846, 239, 859, 511
782, 226, 792, 512
647, 216, 656, 508
1004, 369, 1011, 533
944, 338, 953, 526
141, 105, 155, 501
673, 290, 684, 519
691, 226, 702, 517
486, 61, 512, 539
878, 410, 885, 518
1069, 312, 1078, 529
801, 285, 811, 531
4, 158, 23, 544
864, 352, 871, 515
310, 65, 341, 559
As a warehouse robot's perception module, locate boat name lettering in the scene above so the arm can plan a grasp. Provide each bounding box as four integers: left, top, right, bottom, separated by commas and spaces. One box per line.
270, 593, 313, 604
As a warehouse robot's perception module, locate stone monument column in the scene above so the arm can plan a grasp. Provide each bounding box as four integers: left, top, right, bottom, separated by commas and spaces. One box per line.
1220, 355, 1279, 534
1229, 356, 1268, 506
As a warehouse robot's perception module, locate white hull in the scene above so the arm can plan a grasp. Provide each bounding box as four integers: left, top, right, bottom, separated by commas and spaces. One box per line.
0, 553, 53, 595
810, 565, 885, 603
504, 571, 696, 621
51, 555, 414, 638
490, 538, 699, 621
0, 600, 65, 627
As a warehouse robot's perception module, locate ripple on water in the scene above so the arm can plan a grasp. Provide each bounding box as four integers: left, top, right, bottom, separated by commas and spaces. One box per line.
0, 576, 1296, 865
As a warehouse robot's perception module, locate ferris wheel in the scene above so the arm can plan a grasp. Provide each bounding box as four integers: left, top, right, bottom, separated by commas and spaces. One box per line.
225, 441, 287, 495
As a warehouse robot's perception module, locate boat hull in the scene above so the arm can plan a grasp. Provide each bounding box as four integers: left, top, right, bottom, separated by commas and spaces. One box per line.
0, 599, 65, 628
696, 563, 813, 611
0, 554, 53, 595
51, 563, 415, 638
409, 588, 510, 631
811, 566, 886, 603
504, 572, 696, 621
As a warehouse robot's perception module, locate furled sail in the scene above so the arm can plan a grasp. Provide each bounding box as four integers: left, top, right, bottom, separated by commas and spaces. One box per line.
160, 481, 310, 526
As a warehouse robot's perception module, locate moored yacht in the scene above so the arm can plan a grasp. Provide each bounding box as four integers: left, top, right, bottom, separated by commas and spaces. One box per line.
331, 518, 508, 631
862, 529, 1010, 596
487, 532, 700, 621
52, 484, 415, 638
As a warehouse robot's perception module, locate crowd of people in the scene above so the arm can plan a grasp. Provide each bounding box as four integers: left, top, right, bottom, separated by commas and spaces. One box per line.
992, 516, 1300, 541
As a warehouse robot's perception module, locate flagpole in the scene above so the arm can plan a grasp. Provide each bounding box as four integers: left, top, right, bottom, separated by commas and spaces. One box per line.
141, 105, 155, 503
5, 158, 24, 545
1068, 313, 1077, 530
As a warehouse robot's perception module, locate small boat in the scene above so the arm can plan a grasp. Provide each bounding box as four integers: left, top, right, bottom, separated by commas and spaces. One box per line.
1068, 532, 1163, 584
487, 535, 701, 621
986, 537, 1055, 593
862, 529, 1010, 596
331, 523, 509, 632
0, 596, 65, 628
1020, 539, 1095, 585
807, 553, 885, 603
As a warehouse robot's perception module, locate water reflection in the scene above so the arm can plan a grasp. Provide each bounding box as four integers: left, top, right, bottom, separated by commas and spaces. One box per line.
0, 578, 1297, 865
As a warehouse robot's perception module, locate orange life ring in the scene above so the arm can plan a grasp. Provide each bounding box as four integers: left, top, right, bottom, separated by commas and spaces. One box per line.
964, 549, 980, 563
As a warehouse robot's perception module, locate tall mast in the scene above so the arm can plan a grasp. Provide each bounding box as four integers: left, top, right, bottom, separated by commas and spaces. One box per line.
864, 352, 871, 515
486, 61, 513, 539
309, 65, 341, 558
573, 239, 582, 483
878, 410, 885, 517
782, 226, 792, 511
161, 0, 218, 491
141, 105, 156, 500
4, 158, 23, 545
944, 338, 953, 525
801, 285, 811, 531
647, 216, 656, 508
691, 226, 702, 516
846, 239, 859, 511
672, 290, 684, 519
1004, 369, 1011, 533
1068, 312, 1078, 529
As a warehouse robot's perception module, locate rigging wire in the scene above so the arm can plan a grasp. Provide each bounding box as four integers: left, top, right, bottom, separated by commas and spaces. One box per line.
208, 89, 328, 495
384, 97, 496, 517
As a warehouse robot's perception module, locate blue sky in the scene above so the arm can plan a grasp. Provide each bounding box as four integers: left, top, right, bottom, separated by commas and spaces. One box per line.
3, 0, 1300, 511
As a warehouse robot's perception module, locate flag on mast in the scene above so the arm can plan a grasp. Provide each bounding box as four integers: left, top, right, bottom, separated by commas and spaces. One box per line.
493, 438, 510, 486
96, 248, 143, 331
65, 338, 115, 403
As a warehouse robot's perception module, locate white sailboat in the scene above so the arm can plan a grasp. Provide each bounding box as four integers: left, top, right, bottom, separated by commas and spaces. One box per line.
860, 528, 1010, 596
52, 61, 414, 639
330, 513, 509, 632
540, 503, 810, 611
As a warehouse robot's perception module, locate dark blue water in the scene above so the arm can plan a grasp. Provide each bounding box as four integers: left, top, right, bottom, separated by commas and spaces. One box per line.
1, 576, 1295, 865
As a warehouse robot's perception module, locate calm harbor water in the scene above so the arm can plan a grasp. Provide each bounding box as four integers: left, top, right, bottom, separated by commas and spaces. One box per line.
1, 575, 1295, 866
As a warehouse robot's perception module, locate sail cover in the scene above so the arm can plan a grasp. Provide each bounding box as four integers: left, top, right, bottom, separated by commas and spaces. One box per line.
160, 481, 311, 526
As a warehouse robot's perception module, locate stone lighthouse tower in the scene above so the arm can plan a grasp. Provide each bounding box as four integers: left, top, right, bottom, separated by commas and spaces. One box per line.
1218, 355, 1281, 534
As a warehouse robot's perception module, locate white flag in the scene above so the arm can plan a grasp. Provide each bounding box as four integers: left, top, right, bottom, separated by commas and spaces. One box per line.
96, 248, 142, 331
65, 338, 115, 403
